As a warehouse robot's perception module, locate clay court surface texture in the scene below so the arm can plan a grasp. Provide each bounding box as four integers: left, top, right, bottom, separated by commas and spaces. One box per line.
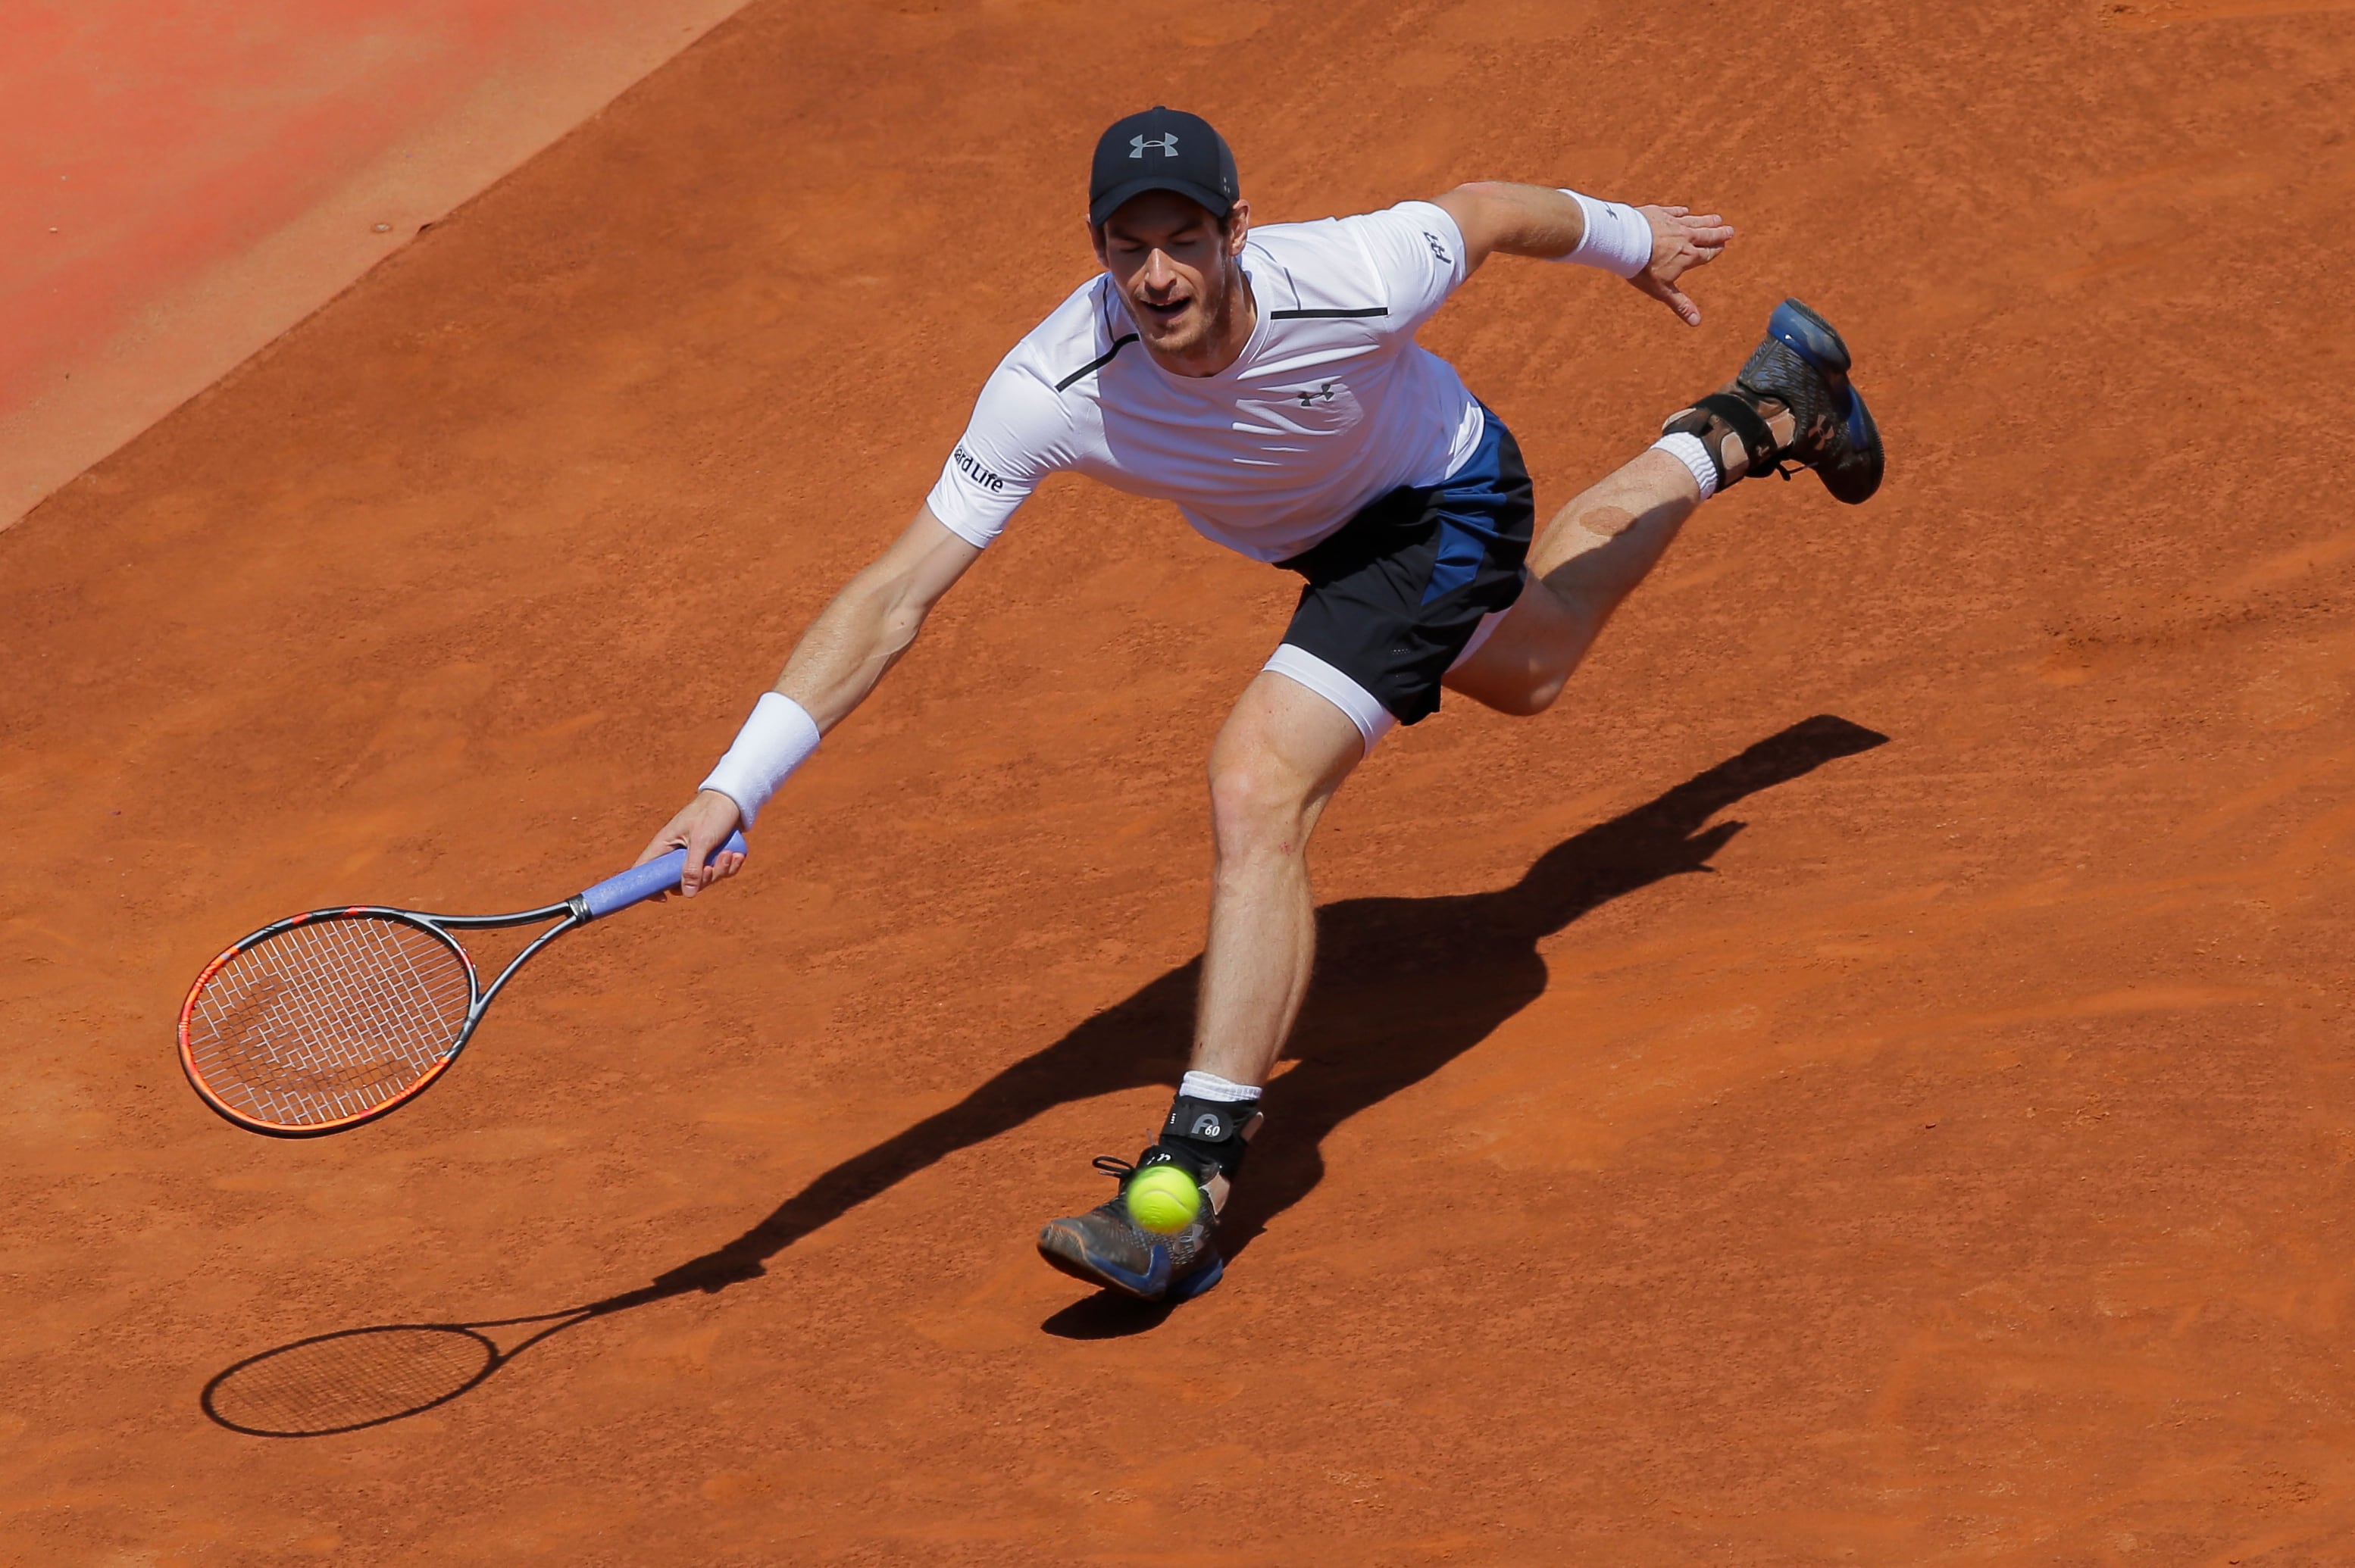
6, 0, 2355, 1562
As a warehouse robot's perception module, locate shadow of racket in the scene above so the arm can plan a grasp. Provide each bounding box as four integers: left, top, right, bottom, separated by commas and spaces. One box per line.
199, 1263, 749, 1437
205, 1308, 589, 1437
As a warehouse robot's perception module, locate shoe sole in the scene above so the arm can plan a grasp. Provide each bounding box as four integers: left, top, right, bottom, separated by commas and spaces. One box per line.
1768, 298, 1884, 505
1165, 1252, 1225, 1303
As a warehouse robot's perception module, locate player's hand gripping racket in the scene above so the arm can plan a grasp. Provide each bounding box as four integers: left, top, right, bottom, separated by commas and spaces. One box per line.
177, 833, 746, 1136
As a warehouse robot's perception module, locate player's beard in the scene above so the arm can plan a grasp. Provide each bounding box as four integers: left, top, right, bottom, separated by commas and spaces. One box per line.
1134, 259, 1242, 362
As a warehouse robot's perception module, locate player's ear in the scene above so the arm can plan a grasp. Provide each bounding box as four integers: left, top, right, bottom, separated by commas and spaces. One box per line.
1088, 220, 1110, 268
1224, 198, 1252, 257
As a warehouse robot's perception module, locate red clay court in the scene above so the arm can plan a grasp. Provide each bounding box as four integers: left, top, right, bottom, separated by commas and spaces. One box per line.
6, 1, 2355, 1561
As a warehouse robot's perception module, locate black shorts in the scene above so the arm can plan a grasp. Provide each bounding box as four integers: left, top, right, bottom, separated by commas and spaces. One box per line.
1274, 403, 1534, 726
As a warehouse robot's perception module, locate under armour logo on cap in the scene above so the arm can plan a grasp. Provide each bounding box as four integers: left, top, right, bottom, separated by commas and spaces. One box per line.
1090, 108, 1237, 226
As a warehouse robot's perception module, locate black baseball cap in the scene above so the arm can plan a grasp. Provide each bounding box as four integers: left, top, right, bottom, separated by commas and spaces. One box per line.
1088, 107, 1239, 227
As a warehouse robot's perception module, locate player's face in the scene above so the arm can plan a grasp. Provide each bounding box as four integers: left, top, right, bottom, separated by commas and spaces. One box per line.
1093, 192, 1252, 365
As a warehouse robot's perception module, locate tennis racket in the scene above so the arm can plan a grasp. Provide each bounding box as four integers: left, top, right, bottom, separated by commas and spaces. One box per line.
177, 832, 746, 1137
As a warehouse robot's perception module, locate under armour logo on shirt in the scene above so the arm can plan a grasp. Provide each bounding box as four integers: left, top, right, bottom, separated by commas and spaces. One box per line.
1131, 133, 1179, 158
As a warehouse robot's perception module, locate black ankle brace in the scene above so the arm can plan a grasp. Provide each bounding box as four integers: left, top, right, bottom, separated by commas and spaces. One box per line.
1146, 1095, 1259, 1183
1660, 389, 1795, 492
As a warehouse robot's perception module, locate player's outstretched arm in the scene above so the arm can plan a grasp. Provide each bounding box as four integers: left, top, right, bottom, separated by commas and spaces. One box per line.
1432, 182, 1734, 326
636, 505, 983, 892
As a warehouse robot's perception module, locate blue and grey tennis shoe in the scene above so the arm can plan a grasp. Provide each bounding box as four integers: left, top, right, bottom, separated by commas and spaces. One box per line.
1662, 297, 1884, 504
1037, 1153, 1225, 1303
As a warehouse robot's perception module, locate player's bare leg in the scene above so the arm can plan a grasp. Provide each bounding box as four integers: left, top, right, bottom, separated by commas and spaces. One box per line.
1185, 670, 1362, 1202
1443, 447, 1702, 717
1193, 672, 1362, 1086
1449, 298, 1887, 717
1037, 672, 1360, 1302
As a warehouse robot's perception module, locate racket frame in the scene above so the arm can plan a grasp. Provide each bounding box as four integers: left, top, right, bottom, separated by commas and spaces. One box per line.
178, 830, 743, 1138
177, 895, 590, 1138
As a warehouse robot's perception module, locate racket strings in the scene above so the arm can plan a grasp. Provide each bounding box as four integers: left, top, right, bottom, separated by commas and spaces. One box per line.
186, 917, 474, 1128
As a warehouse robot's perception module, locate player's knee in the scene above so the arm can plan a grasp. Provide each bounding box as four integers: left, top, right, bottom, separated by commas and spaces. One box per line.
1207, 753, 1310, 862
1456, 657, 1569, 718
1494, 670, 1568, 717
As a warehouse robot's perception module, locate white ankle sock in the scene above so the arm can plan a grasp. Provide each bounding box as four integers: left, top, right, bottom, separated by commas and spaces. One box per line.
1651, 431, 1719, 501
1178, 1070, 1262, 1104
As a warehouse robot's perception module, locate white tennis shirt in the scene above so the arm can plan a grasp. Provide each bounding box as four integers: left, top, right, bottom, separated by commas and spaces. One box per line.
924, 201, 1485, 564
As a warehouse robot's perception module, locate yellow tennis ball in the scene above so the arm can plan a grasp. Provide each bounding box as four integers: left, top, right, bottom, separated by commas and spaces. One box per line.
1125, 1165, 1203, 1234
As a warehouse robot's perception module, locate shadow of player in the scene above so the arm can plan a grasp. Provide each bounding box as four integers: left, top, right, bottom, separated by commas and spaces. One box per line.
654, 713, 1888, 1328
201, 714, 1887, 1432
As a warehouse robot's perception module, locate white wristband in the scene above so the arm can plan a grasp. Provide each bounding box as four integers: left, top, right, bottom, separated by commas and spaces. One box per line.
699, 692, 821, 828
1553, 189, 1653, 279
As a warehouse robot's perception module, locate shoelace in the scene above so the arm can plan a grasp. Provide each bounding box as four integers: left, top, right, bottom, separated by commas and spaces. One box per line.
1091, 1154, 1137, 1183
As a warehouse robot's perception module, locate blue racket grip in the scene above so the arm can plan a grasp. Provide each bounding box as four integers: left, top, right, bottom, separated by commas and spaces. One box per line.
578, 830, 749, 920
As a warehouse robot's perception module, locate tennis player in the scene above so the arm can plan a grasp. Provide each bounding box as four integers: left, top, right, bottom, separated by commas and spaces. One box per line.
636, 107, 1882, 1304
